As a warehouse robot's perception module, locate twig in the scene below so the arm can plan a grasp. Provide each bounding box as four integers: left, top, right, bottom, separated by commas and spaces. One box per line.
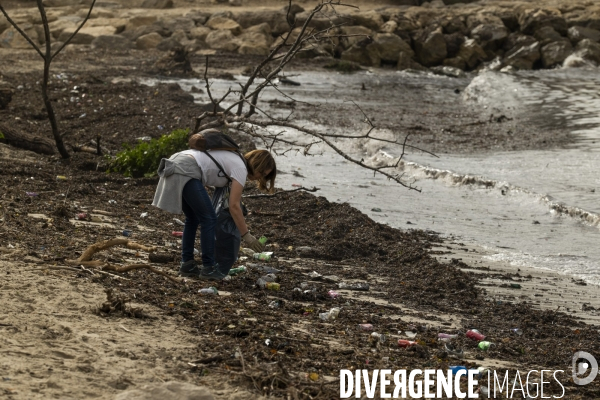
243, 186, 319, 198
103, 263, 179, 284
236, 346, 247, 374
119, 325, 132, 333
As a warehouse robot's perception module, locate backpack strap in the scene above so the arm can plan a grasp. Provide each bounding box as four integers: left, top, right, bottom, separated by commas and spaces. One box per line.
203, 150, 248, 185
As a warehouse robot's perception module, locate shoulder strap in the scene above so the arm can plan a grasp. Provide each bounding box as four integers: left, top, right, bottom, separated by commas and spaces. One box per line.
203, 150, 231, 184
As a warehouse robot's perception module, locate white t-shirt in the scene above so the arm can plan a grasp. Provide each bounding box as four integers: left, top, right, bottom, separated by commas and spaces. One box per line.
180, 149, 247, 187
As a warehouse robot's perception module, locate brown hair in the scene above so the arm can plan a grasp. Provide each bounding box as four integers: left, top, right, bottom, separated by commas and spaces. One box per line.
244, 149, 276, 193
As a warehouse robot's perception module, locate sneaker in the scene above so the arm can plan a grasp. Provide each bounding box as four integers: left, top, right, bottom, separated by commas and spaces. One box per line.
179, 260, 201, 278
199, 265, 227, 281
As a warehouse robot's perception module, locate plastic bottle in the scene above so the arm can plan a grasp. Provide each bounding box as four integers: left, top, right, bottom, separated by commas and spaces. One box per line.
466, 329, 486, 341
319, 307, 341, 321
450, 366, 467, 375
259, 236, 268, 245
172, 231, 183, 237
478, 341, 494, 351
398, 339, 417, 348
438, 333, 458, 340
199, 287, 218, 295
228, 266, 247, 276
253, 252, 272, 261
358, 324, 373, 331
265, 282, 280, 291
371, 332, 386, 343
511, 328, 523, 336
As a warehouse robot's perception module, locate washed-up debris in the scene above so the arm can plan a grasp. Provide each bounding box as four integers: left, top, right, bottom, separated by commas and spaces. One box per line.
199, 287, 218, 295
338, 282, 369, 291
466, 329, 485, 341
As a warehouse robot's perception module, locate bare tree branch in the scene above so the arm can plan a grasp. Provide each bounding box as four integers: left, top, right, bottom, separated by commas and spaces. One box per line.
0, 4, 44, 58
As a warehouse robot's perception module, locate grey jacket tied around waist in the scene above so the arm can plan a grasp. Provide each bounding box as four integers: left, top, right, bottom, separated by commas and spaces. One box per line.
152, 153, 203, 214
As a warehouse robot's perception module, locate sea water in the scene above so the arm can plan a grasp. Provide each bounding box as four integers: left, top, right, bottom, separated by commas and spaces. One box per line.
143, 66, 600, 284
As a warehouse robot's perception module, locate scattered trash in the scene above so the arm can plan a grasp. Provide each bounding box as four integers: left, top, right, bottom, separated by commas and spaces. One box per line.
268, 300, 282, 309
258, 265, 281, 273
327, 290, 340, 299
259, 236, 268, 245
265, 282, 280, 291
108, 199, 117, 205
297, 246, 313, 253
308, 372, 318, 381
172, 231, 183, 237
257, 275, 279, 290
450, 365, 467, 375
511, 328, 523, 336
198, 287, 218, 295
510, 283, 522, 289
228, 266, 246, 276
56, 175, 67, 181
358, 324, 373, 331
253, 252, 273, 261
76, 213, 88, 220
478, 341, 494, 351
265, 339, 272, 346
445, 343, 464, 359
140, 212, 148, 218
466, 329, 485, 341
122, 230, 132, 237
480, 386, 490, 398
319, 307, 341, 321
173, 218, 185, 226
405, 331, 418, 339
371, 207, 382, 212
308, 271, 322, 279
371, 332, 387, 343
79, 113, 86, 118
398, 339, 417, 348
194, 248, 199, 255
25, 192, 38, 197
136, 136, 151, 141
438, 333, 458, 340
157, 125, 164, 130
338, 282, 370, 291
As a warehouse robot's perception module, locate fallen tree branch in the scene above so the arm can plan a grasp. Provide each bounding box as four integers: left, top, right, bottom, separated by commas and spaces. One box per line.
102, 263, 180, 284
243, 186, 320, 198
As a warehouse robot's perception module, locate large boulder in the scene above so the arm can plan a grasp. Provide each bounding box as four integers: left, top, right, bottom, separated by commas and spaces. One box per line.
471, 23, 508, 42
518, 8, 568, 36
367, 33, 413, 63
0, 26, 38, 49
124, 24, 164, 41
185, 10, 211, 26
234, 11, 290, 36
205, 29, 239, 52
136, 32, 162, 50
295, 10, 344, 31
466, 13, 504, 32
58, 25, 117, 44
237, 31, 271, 55
572, 38, 600, 64
189, 26, 212, 42
443, 56, 467, 70
534, 26, 564, 46
504, 41, 541, 69
503, 32, 537, 52
563, 8, 600, 31
413, 29, 447, 67
125, 16, 157, 32
156, 17, 196, 37
397, 51, 427, 71
206, 16, 242, 35
140, 0, 173, 9
457, 38, 486, 69
246, 22, 272, 38
340, 38, 380, 67
339, 25, 373, 49
568, 26, 600, 44
444, 32, 466, 58
441, 16, 467, 35
346, 11, 384, 31
48, 18, 80, 39
91, 34, 132, 51
540, 40, 573, 67
379, 20, 398, 34
389, 13, 420, 35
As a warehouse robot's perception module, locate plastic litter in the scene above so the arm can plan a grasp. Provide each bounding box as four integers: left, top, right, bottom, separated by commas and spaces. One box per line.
140, 212, 148, 218
327, 290, 340, 299
466, 329, 486, 341
404, 331, 417, 339
56, 175, 67, 181
338, 282, 370, 291
25, 192, 38, 197
228, 266, 247, 276
198, 287, 218, 295
308, 271, 322, 279
511, 328, 523, 336
478, 341, 494, 351
253, 252, 273, 261
398, 339, 417, 348
268, 300, 282, 309
76, 213, 88, 220
122, 230, 132, 237
265, 282, 280, 291
173, 218, 185, 226
319, 307, 341, 321
438, 333, 458, 340
445, 343, 464, 359
259, 236, 268, 245
108, 200, 117, 205
172, 231, 183, 237
371, 332, 387, 343
358, 324, 373, 331
371, 207, 382, 212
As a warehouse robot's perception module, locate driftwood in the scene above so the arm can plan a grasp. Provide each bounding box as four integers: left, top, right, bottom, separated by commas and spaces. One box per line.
0, 122, 56, 155
63, 238, 179, 284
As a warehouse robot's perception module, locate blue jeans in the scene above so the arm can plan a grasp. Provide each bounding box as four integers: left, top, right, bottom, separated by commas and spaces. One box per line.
181, 179, 217, 267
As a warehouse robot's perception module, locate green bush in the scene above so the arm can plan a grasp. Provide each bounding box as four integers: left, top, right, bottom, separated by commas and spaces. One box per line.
108, 129, 189, 177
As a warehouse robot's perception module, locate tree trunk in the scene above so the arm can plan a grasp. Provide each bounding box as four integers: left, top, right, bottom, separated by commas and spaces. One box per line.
0, 123, 56, 155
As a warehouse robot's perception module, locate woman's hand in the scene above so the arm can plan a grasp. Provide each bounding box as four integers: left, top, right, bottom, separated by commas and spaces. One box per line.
242, 232, 265, 253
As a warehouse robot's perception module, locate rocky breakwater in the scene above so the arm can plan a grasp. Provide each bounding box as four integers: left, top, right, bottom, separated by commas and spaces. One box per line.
1, 0, 600, 73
